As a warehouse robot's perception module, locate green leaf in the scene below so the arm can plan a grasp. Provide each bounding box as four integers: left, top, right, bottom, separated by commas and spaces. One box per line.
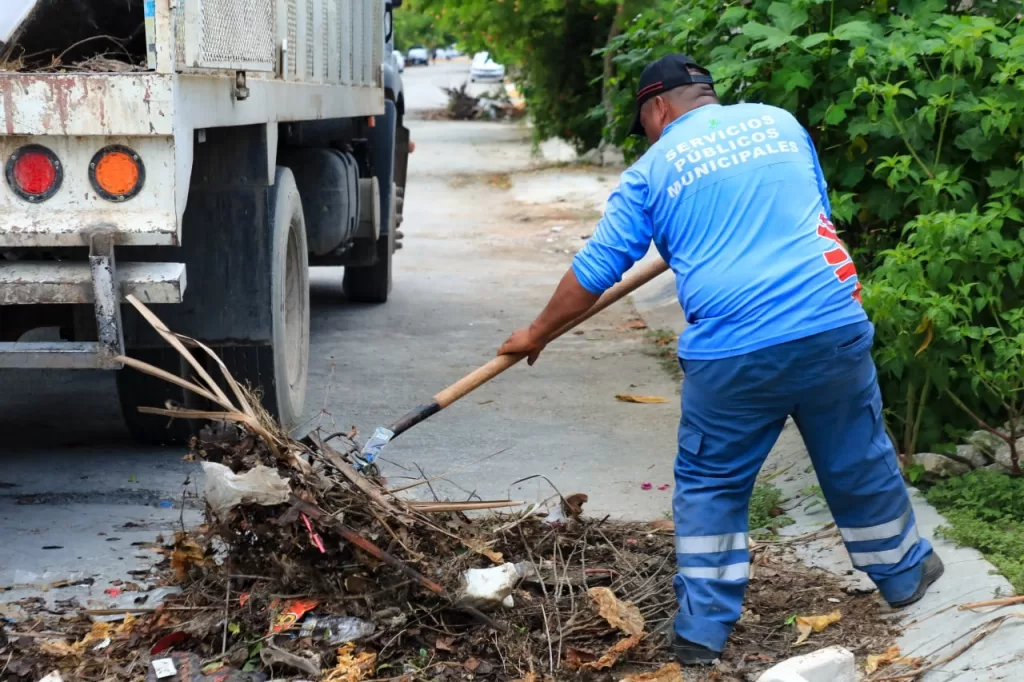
988, 168, 1019, 188
742, 22, 796, 51
228, 621, 241, 636
802, 33, 830, 49
783, 69, 813, 92
767, 2, 809, 34
1009, 262, 1023, 286
832, 20, 876, 42
824, 104, 849, 125
719, 6, 749, 26
867, 99, 879, 121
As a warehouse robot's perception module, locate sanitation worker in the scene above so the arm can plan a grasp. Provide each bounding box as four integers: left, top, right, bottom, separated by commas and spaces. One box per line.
497, 53, 943, 665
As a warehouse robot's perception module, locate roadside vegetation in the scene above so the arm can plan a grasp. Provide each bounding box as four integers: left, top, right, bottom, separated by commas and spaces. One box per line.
644, 329, 682, 383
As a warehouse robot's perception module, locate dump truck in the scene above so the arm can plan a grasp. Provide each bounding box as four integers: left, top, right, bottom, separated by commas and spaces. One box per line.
0, 0, 410, 442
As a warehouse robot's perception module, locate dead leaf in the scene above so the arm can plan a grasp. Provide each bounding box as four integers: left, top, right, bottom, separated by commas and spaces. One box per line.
510, 674, 536, 682
322, 642, 377, 682
463, 538, 504, 564
615, 394, 667, 404
794, 610, 841, 645
914, 317, 933, 356
865, 646, 923, 674
620, 320, 648, 330
589, 587, 644, 636
621, 662, 684, 682
565, 648, 598, 668
170, 532, 209, 581
39, 640, 77, 658
434, 636, 456, 652
576, 635, 642, 670
567, 588, 647, 671
463, 657, 481, 672
562, 493, 588, 517
648, 519, 674, 532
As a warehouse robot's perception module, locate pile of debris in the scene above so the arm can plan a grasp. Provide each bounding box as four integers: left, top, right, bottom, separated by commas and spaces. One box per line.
423, 84, 525, 122
1, 298, 903, 682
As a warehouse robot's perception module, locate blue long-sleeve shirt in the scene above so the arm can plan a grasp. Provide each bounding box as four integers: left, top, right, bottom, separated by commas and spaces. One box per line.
572, 102, 867, 360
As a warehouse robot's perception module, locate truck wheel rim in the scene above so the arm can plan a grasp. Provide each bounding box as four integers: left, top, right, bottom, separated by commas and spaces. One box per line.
284, 218, 305, 389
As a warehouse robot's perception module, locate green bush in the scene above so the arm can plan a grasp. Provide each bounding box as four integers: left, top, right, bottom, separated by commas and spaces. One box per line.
926, 470, 1024, 592
608, 0, 1024, 455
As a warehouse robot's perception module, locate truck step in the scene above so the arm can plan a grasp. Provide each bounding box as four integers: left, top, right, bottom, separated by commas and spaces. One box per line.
0, 261, 186, 305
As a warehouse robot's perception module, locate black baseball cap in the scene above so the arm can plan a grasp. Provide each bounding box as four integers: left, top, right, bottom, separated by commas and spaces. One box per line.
628, 54, 715, 137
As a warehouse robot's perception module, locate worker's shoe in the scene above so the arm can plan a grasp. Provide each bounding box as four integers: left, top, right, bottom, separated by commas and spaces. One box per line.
671, 635, 722, 665
887, 552, 945, 608
661, 621, 721, 665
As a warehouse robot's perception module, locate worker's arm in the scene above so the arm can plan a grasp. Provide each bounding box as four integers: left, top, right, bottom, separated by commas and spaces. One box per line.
497, 268, 598, 364
499, 167, 653, 365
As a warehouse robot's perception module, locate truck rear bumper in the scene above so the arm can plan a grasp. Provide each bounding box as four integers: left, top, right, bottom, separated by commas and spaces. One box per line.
0, 230, 186, 369
0, 261, 185, 305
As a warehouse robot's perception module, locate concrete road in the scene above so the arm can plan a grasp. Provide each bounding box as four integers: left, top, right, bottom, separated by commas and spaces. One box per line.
0, 59, 677, 604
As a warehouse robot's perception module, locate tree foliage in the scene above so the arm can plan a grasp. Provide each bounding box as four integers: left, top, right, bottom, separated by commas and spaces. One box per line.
608, 0, 1024, 456
405, 0, 651, 151
393, 8, 455, 52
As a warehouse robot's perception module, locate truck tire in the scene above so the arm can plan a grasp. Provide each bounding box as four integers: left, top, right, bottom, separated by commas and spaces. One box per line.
220, 168, 310, 431
116, 347, 193, 445
342, 182, 396, 303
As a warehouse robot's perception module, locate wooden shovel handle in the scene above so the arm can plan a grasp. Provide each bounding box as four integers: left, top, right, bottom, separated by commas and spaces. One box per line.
433, 258, 671, 408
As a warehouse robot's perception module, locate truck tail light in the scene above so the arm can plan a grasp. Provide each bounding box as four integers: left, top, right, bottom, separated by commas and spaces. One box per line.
6, 145, 62, 202
90, 145, 145, 201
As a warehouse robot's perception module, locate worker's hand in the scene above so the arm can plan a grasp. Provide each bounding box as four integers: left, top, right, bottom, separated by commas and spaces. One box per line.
498, 327, 547, 366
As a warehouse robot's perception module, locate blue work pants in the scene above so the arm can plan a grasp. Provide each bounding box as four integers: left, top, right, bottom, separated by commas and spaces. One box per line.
672, 321, 933, 652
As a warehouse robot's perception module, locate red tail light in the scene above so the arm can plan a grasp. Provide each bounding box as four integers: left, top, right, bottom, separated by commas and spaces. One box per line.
6, 145, 62, 202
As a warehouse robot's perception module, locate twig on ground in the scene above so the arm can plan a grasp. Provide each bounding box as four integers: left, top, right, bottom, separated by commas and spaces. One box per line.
875, 614, 1017, 680
959, 595, 1024, 611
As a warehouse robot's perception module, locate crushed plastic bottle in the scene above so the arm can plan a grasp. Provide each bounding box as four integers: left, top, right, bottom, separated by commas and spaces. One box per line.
297, 615, 376, 645
358, 426, 394, 466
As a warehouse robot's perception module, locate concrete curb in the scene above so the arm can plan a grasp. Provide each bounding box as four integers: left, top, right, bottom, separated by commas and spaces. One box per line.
628, 291, 1024, 681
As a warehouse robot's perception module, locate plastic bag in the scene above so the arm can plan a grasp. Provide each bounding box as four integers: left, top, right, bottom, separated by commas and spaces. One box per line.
202, 462, 291, 518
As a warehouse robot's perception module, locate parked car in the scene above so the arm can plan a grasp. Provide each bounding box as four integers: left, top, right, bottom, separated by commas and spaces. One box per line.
392, 49, 405, 72
434, 47, 447, 61
470, 51, 505, 82
406, 45, 428, 65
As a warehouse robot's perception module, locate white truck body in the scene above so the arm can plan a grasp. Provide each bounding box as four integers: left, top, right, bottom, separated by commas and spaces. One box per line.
0, 0, 406, 439
1, 0, 384, 250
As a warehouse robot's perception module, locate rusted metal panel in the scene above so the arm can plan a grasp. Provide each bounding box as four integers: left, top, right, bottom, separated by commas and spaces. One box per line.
0, 74, 174, 136
0, 134, 178, 246
0, 261, 186, 305
87, 230, 125, 365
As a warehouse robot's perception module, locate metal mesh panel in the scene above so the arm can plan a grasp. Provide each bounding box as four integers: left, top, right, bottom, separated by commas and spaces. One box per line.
174, 2, 186, 67
321, 0, 328, 81
352, 0, 363, 84
339, 1, 352, 84
287, 0, 297, 77
305, 0, 314, 78
197, 0, 275, 69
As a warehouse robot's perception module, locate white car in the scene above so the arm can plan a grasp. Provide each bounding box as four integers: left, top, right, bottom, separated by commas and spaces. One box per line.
406, 46, 429, 66
392, 50, 405, 72
470, 51, 505, 82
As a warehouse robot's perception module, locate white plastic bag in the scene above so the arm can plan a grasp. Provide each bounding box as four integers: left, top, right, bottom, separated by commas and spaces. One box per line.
457, 562, 536, 610
202, 462, 291, 518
